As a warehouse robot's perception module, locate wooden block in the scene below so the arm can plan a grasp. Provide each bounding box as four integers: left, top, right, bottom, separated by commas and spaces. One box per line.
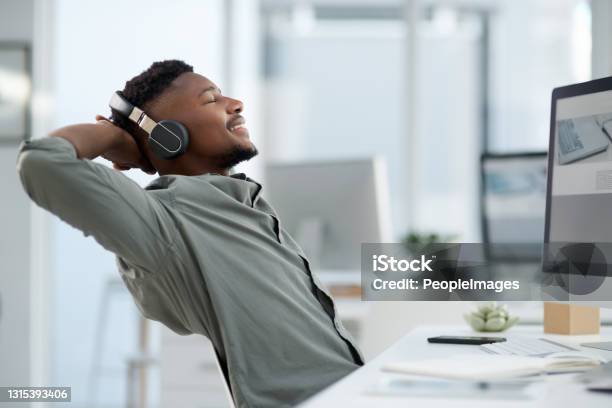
328, 284, 362, 298
543, 302, 600, 335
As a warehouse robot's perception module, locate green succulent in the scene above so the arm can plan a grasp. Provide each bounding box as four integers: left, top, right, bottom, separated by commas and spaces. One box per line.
464, 302, 519, 332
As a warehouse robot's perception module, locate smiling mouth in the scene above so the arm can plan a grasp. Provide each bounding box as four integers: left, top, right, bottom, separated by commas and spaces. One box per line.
228, 118, 249, 137
227, 114, 245, 130
229, 123, 247, 132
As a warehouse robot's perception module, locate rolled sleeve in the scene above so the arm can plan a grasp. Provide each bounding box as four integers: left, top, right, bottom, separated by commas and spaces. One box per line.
16, 136, 175, 271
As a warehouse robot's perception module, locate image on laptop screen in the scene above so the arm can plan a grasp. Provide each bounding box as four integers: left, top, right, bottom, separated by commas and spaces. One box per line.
557, 114, 611, 165
549, 90, 612, 244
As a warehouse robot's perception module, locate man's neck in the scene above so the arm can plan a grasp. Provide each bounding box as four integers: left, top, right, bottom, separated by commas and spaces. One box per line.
157, 158, 229, 177
159, 167, 230, 177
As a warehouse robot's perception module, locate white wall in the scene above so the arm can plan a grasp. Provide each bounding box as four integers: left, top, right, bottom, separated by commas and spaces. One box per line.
489, 0, 590, 152
227, 0, 264, 181
263, 18, 409, 238
592, 0, 612, 78
412, 17, 482, 241
0, 0, 35, 390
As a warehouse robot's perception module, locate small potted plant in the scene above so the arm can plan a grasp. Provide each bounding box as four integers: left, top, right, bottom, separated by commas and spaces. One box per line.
465, 302, 520, 332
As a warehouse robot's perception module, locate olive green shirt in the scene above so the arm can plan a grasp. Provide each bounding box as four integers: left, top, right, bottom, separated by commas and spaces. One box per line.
16, 136, 363, 407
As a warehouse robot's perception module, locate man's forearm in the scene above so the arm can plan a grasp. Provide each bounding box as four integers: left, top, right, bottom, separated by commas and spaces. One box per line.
50, 123, 118, 160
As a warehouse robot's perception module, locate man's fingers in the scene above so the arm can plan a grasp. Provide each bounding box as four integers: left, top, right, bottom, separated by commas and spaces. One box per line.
139, 160, 157, 175
112, 161, 156, 175
112, 161, 156, 174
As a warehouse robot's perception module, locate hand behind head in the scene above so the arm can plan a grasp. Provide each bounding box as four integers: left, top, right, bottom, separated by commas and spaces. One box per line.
95, 115, 157, 175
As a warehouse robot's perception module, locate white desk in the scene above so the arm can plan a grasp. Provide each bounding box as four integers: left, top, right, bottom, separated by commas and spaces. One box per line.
299, 325, 612, 407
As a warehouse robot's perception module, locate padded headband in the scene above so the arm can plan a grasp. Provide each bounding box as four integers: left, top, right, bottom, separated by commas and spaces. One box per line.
109, 92, 134, 117
108, 91, 157, 134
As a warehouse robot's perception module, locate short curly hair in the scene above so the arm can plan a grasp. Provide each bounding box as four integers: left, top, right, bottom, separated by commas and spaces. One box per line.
110, 59, 193, 132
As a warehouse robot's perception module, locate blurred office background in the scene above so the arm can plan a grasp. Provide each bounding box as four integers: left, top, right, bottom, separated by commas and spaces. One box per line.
1, 0, 611, 407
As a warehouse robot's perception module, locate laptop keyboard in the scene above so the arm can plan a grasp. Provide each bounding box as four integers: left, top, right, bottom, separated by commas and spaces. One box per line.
558, 120, 584, 154
481, 337, 579, 357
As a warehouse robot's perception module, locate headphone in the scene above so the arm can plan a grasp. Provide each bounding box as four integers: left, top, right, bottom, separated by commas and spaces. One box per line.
109, 91, 189, 160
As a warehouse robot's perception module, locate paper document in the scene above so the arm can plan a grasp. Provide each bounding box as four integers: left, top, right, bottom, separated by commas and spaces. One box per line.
382, 354, 602, 381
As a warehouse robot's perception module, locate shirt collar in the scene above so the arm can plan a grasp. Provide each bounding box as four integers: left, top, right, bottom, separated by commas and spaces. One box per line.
204, 173, 264, 207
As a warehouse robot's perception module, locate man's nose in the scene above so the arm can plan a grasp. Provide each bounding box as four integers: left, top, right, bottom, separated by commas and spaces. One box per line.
226, 97, 243, 113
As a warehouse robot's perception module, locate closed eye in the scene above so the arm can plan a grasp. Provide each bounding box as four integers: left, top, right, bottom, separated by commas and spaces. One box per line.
202, 91, 221, 105
202, 94, 216, 104
199, 85, 223, 104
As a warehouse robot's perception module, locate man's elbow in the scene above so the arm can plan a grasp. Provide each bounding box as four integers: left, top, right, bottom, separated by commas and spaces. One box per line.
17, 147, 43, 198
15, 140, 59, 202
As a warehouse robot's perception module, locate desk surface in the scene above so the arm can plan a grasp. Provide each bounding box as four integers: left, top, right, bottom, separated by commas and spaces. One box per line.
300, 325, 612, 407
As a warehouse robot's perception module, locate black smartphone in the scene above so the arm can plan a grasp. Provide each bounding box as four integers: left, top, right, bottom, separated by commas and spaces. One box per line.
427, 336, 506, 345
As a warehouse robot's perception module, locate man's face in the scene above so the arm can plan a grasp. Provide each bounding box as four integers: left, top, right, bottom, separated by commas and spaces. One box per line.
147, 72, 257, 169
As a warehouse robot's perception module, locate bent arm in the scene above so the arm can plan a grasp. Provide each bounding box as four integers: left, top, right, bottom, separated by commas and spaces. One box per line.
17, 127, 174, 271
49, 122, 120, 159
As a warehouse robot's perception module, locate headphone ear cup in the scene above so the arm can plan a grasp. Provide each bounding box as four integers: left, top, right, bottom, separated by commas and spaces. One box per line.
149, 120, 190, 160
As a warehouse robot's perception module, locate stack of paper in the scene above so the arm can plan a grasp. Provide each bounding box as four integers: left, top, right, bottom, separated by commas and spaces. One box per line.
382, 354, 602, 381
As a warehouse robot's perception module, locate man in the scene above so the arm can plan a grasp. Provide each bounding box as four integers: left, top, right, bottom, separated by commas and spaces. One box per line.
17, 60, 363, 407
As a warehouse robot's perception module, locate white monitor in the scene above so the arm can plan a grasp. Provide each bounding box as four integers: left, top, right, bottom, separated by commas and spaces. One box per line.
264, 157, 391, 271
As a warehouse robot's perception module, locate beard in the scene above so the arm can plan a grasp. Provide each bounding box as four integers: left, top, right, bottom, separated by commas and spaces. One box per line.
215, 143, 259, 169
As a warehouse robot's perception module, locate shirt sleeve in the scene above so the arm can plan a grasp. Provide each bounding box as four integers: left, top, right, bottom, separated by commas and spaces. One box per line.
16, 136, 175, 271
